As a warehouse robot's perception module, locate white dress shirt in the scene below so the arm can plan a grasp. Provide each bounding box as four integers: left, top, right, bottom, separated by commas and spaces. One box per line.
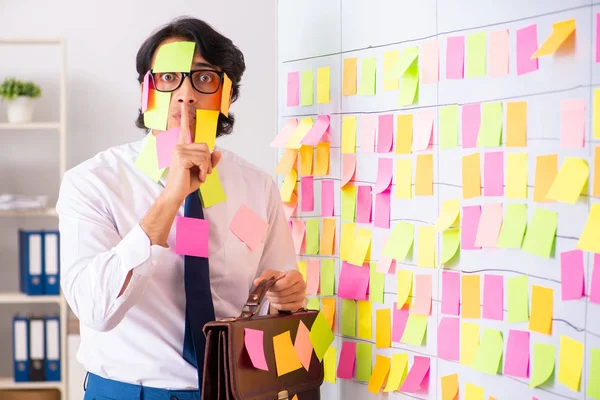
56, 134, 298, 389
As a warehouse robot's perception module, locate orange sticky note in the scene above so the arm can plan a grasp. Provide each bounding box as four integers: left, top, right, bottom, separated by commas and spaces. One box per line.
343, 57, 357, 96
294, 320, 313, 371
506, 101, 527, 147
273, 330, 303, 376
533, 154, 558, 202
322, 297, 336, 331
415, 154, 433, 196
462, 153, 481, 199
594, 146, 600, 197
229, 204, 269, 251
320, 218, 336, 256
441, 373, 459, 400
395, 114, 413, 154
314, 142, 330, 176
195, 109, 220, 149
462, 275, 481, 319
368, 354, 391, 394
529, 285, 553, 335
220, 73, 232, 117
375, 308, 391, 348
275, 149, 298, 174
299, 145, 314, 176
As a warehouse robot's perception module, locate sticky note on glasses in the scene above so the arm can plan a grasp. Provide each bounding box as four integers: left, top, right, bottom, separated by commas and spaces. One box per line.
152, 41, 196, 73
221, 73, 232, 117
195, 109, 220, 149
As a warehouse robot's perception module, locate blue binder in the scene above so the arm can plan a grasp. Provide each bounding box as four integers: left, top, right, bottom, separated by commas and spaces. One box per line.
12, 315, 30, 382
43, 231, 60, 295
44, 316, 61, 381
18, 230, 44, 296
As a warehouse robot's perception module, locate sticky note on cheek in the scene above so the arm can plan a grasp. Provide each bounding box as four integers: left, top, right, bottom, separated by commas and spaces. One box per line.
195, 109, 220, 149
142, 70, 153, 113
144, 90, 171, 131
221, 73, 232, 117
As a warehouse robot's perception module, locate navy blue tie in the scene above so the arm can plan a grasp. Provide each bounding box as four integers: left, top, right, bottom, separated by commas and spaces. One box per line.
182, 189, 215, 390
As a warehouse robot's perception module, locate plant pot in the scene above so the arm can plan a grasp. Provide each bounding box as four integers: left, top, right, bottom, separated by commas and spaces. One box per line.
6, 96, 35, 123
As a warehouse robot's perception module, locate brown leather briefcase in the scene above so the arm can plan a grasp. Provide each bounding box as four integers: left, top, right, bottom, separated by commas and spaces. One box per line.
201, 276, 324, 400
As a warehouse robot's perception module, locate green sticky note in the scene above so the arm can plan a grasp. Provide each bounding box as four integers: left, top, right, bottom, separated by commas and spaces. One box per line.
386, 46, 418, 79
587, 347, 600, 398
309, 311, 334, 362
471, 328, 503, 375
398, 63, 419, 106
341, 185, 357, 223
356, 342, 372, 383
341, 299, 356, 337
134, 134, 166, 182
529, 343, 555, 388
307, 297, 320, 310
382, 222, 414, 260
498, 204, 527, 248
152, 41, 195, 73
440, 104, 459, 148
369, 263, 385, 304
399, 314, 428, 346
320, 259, 335, 296
441, 228, 460, 265
301, 70, 314, 106
477, 102, 503, 147
305, 218, 320, 255
359, 57, 377, 96
507, 276, 529, 323
522, 207, 557, 258
466, 32, 486, 77
144, 90, 171, 131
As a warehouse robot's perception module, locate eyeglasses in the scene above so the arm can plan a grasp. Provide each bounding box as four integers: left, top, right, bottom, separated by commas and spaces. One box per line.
150, 69, 224, 94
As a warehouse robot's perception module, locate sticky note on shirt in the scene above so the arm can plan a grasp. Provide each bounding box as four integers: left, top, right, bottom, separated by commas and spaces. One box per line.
522, 207, 557, 258
229, 205, 269, 251
400, 314, 428, 346
156, 127, 183, 169
558, 335, 584, 392
152, 41, 195, 72
244, 328, 268, 371
135, 133, 166, 182
533, 19, 576, 58
175, 216, 209, 257
546, 157, 589, 204
273, 331, 303, 376
529, 285, 553, 335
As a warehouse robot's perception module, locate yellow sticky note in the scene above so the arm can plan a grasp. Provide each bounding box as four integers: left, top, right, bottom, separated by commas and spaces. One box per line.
286, 117, 314, 149
368, 354, 391, 394
440, 104, 459, 148
532, 19, 576, 58
400, 314, 427, 346
384, 353, 408, 392
375, 308, 391, 348
441, 229, 460, 265
317, 67, 331, 104
415, 154, 434, 196
530, 343, 555, 388
280, 168, 297, 202
342, 116, 357, 154
200, 167, 226, 207
558, 335, 584, 392
546, 157, 589, 204
529, 285, 553, 335
357, 300, 372, 339
533, 154, 558, 202
320, 218, 336, 256
340, 223, 355, 261
383, 50, 400, 90
441, 374, 459, 400
460, 321, 480, 366
462, 153, 481, 199
341, 185, 357, 223
152, 41, 195, 73
275, 149, 298, 175
135, 134, 166, 182
461, 275, 481, 319
395, 114, 413, 154
300, 70, 314, 106
435, 198, 460, 231
577, 203, 600, 257
594, 146, 600, 197
397, 269, 413, 308
323, 345, 336, 384
595, 88, 600, 139
383, 222, 414, 261
342, 57, 357, 96
388, 46, 418, 79
471, 328, 503, 375
506, 153, 528, 199
359, 57, 377, 96
297, 261, 307, 282
220, 73, 232, 117
398, 63, 419, 106
299, 145, 314, 176
348, 228, 372, 266
465, 383, 485, 400
273, 330, 303, 376
144, 90, 171, 131
395, 158, 412, 199
506, 101, 527, 147
314, 142, 330, 176
195, 109, 219, 149
417, 226, 436, 267
522, 207, 557, 258
466, 32, 487, 77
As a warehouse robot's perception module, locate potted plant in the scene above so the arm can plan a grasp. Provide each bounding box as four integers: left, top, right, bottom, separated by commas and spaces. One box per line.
0, 77, 42, 123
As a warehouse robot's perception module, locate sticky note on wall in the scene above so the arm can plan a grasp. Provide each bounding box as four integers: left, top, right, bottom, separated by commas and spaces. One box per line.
466, 32, 487, 78
506, 152, 528, 199
343, 58, 357, 96
506, 101, 527, 147
522, 207, 557, 258
317, 67, 330, 104
461, 274, 481, 319
462, 153, 481, 199
300, 70, 314, 106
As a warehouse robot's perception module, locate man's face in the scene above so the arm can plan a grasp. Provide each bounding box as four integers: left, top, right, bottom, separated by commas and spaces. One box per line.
150, 37, 222, 139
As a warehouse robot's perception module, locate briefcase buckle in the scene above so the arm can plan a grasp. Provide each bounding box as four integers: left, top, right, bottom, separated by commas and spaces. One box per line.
277, 390, 289, 400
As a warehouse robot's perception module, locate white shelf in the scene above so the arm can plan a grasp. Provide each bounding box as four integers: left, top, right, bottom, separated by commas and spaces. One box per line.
0, 122, 61, 130
0, 38, 63, 45
0, 377, 64, 390
0, 208, 57, 217
0, 293, 64, 305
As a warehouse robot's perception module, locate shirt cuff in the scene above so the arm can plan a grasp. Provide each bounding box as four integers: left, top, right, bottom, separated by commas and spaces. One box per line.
115, 223, 169, 277
258, 299, 271, 316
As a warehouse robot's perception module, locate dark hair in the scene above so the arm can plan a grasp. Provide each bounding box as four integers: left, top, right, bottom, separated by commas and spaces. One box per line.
135, 17, 246, 136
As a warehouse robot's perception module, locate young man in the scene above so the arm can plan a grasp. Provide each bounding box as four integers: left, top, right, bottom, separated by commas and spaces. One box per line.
56, 17, 305, 400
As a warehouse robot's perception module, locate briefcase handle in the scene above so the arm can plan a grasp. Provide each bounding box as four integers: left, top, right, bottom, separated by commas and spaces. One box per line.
238, 274, 305, 320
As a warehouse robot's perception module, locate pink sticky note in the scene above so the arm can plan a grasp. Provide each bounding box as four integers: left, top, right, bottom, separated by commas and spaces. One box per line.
338, 262, 370, 300
377, 114, 394, 153
561, 249, 585, 300
374, 158, 393, 193
287, 72, 299, 107
291, 219, 306, 254
446, 36, 465, 79
301, 176, 315, 212
484, 151, 504, 196
560, 98, 586, 149
355, 185, 372, 223
294, 320, 313, 371
321, 180, 334, 217
421, 40, 440, 84
270, 119, 299, 148
475, 203, 503, 248
462, 103, 481, 148
437, 317, 460, 361
442, 271, 461, 316
489, 29, 509, 77
302, 114, 330, 146
342, 154, 357, 186
412, 109, 434, 152
230, 205, 270, 251
592, 254, 600, 304
337, 341, 357, 379
400, 356, 430, 393
504, 330, 530, 378
377, 255, 394, 274
175, 216, 209, 257
596, 13, 600, 63
156, 127, 184, 169
374, 189, 391, 229
392, 303, 409, 342
306, 259, 320, 295
244, 328, 269, 371
360, 114, 376, 153
516, 24, 539, 75
461, 205, 482, 250
482, 274, 504, 320
411, 274, 432, 315
142, 70, 153, 113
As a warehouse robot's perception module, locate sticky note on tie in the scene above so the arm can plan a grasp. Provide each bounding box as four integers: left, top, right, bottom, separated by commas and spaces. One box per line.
342, 57, 357, 96
337, 341, 356, 379
522, 207, 557, 258
558, 335, 584, 392
152, 41, 195, 72
323, 346, 336, 384
135, 134, 166, 182
229, 205, 269, 251
195, 109, 219, 148
273, 331, 303, 376
309, 312, 334, 362
532, 19, 576, 58
175, 216, 209, 257
317, 67, 330, 104
507, 275, 529, 323
356, 343, 372, 383
578, 204, 600, 253
529, 343, 555, 388
547, 157, 589, 204
293, 320, 313, 371
471, 328, 503, 375
244, 328, 268, 371
144, 90, 171, 131
367, 354, 390, 394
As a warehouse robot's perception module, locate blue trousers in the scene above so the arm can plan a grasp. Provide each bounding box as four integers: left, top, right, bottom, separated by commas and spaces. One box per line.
83, 373, 201, 400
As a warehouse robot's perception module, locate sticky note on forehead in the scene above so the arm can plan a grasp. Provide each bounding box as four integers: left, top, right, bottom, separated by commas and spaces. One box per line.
153, 41, 196, 73
221, 73, 232, 117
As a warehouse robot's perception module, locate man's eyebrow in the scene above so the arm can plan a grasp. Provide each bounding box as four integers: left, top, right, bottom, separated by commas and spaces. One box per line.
193, 61, 219, 69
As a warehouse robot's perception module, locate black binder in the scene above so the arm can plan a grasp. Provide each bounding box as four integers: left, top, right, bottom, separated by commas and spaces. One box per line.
28, 317, 45, 381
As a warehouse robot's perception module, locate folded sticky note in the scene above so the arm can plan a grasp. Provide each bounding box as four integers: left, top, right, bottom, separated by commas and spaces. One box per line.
135, 133, 166, 182
497, 203, 527, 248
175, 216, 209, 257
547, 157, 589, 203
441, 374, 458, 400
400, 314, 428, 346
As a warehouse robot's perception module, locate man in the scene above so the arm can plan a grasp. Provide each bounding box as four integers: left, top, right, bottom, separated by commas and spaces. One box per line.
56, 17, 305, 400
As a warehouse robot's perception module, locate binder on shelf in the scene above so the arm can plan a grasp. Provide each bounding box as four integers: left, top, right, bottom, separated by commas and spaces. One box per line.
43, 231, 60, 295
44, 316, 61, 381
18, 230, 44, 296
28, 317, 46, 382
12, 315, 30, 382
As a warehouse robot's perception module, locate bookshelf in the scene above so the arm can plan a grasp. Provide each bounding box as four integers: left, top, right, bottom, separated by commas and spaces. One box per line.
0, 37, 68, 397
